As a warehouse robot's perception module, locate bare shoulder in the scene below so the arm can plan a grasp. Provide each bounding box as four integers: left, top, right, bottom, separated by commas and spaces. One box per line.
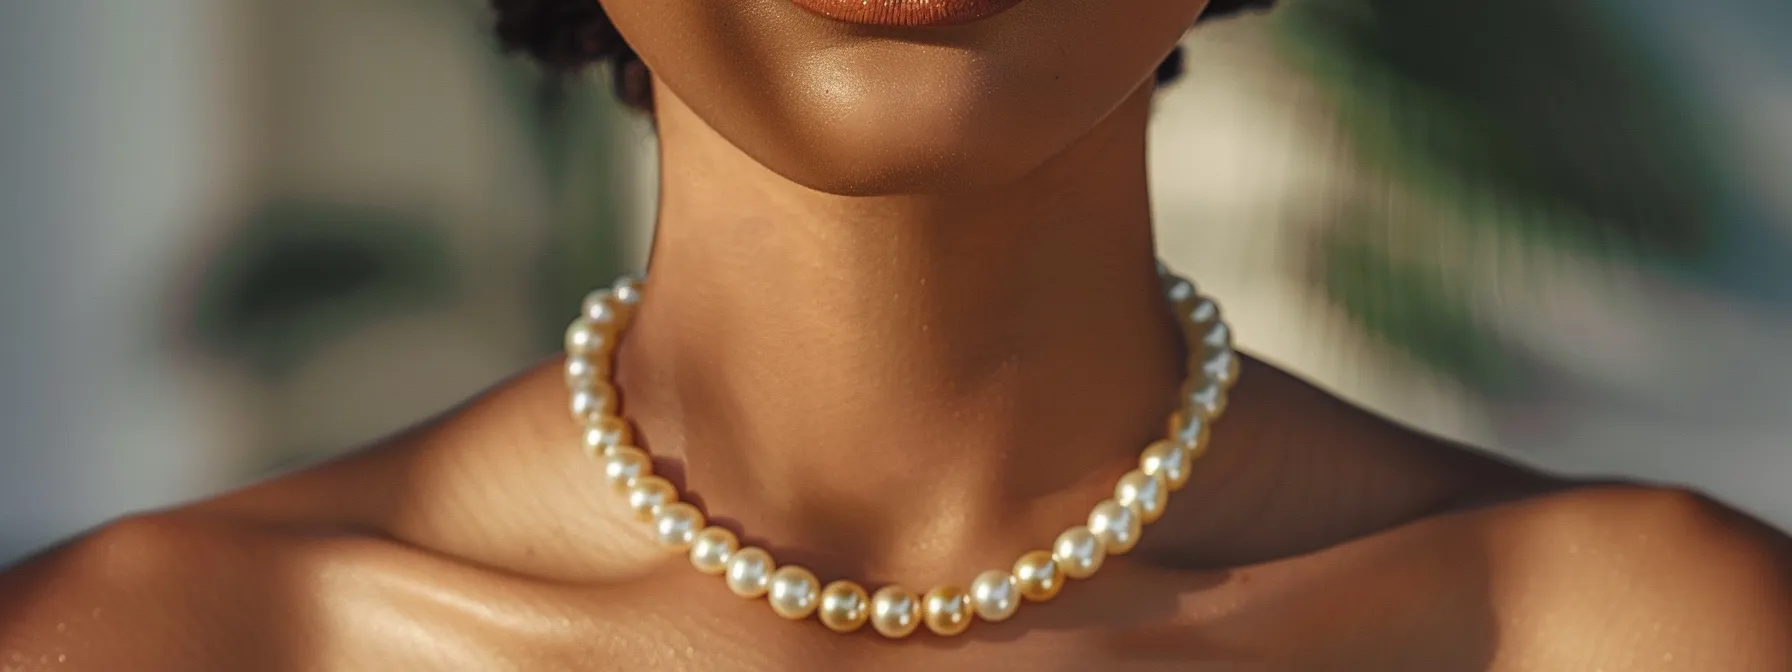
1, 510, 333, 670
0, 362, 655, 671
1475, 485, 1792, 671
0, 506, 591, 671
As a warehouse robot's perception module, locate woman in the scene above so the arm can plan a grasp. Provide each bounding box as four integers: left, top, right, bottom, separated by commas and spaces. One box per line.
4, 0, 1789, 669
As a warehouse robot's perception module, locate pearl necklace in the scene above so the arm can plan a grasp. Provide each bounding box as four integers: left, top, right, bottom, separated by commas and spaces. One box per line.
561, 266, 1237, 638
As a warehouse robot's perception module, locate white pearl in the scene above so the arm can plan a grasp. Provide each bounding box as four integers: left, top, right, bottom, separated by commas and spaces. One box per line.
564, 356, 603, 388
582, 290, 621, 326
565, 319, 610, 357
1184, 296, 1220, 328
611, 276, 644, 305
688, 527, 738, 575
1088, 500, 1142, 555
1171, 412, 1210, 453
969, 570, 1020, 622
1201, 346, 1240, 388
1164, 277, 1198, 311
1115, 469, 1169, 523
725, 547, 775, 598
1200, 321, 1232, 352
1184, 378, 1226, 421
625, 476, 677, 520
1140, 439, 1193, 491
653, 502, 704, 550
600, 447, 652, 490
1052, 526, 1106, 580
767, 566, 822, 620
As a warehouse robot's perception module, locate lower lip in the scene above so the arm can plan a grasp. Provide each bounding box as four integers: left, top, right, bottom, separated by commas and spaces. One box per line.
786, 0, 1028, 27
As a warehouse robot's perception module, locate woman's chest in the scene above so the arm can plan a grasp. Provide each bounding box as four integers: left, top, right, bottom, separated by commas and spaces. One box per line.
509, 548, 1499, 672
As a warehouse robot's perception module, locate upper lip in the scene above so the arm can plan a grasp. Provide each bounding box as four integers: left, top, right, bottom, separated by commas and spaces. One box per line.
783, 0, 1028, 27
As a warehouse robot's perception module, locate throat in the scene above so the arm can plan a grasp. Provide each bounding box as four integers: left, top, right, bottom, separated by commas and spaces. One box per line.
608, 82, 1188, 579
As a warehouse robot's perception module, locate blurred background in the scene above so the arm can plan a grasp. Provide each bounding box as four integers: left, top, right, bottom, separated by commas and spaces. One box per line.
2, 0, 1789, 562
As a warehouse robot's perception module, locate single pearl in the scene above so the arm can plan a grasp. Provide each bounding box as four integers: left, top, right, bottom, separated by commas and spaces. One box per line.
570, 382, 617, 420
724, 547, 775, 598
1088, 500, 1142, 555
1184, 296, 1220, 329
818, 581, 871, 633
1012, 551, 1063, 602
688, 527, 739, 575
565, 318, 611, 357
652, 502, 704, 550
869, 586, 922, 639
1184, 378, 1227, 421
968, 570, 1020, 622
582, 416, 632, 454
1052, 526, 1107, 580
1164, 277, 1198, 312
1140, 440, 1193, 491
582, 290, 621, 326
611, 276, 644, 306
564, 356, 603, 388
1115, 470, 1169, 523
922, 585, 973, 636
1201, 321, 1233, 352
1169, 412, 1212, 457
625, 476, 677, 520
601, 446, 652, 491
1201, 346, 1240, 388
767, 566, 822, 620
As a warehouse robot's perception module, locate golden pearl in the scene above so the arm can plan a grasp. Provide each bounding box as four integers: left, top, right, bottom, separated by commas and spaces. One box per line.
922, 585, 973, 636
625, 476, 678, 521
564, 355, 604, 389
1052, 526, 1106, 580
724, 547, 775, 598
601, 446, 652, 491
652, 502, 705, 550
569, 382, 618, 420
582, 416, 632, 454
969, 570, 1020, 622
565, 318, 612, 357
818, 581, 871, 633
1115, 469, 1169, 523
1087, 499, 1141, 555
1139, 440, 1193, 491
869, 586, 922, 639
1012, 551, 1063, 602
767, 566, 821, 620
688, 526, 738, 575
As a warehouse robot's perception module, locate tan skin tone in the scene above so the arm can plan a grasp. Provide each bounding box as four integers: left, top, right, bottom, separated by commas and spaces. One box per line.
5, 0, 1792, 669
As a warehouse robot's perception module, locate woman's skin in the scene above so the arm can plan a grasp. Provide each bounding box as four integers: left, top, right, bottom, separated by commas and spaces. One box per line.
4, 0, 1791, 669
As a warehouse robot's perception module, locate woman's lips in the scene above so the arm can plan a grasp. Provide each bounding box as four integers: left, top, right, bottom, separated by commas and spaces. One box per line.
784, 0, 1028, 27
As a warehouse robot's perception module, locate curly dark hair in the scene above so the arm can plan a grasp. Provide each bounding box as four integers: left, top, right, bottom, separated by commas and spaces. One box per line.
492, 0, 1276, 109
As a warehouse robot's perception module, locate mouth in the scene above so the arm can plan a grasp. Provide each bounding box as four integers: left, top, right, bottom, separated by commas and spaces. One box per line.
784, 0, 1028, 27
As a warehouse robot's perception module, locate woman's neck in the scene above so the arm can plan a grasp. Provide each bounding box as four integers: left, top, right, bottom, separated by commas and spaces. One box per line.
615, 82, 1188, 578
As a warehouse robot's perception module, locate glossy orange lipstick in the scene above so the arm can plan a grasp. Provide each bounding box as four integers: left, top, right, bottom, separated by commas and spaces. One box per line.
786, 0, 1028, 27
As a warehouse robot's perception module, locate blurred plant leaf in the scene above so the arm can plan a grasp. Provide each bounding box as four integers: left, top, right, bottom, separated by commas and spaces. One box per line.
189, 200, 453, 376
1278, 0, 1726, 266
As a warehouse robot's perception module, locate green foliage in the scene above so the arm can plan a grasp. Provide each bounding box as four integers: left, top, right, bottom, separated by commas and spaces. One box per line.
1273, 0, 1731, 392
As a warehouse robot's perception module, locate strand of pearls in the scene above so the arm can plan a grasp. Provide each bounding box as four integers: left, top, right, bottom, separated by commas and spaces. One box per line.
562, 266, 1237, 638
